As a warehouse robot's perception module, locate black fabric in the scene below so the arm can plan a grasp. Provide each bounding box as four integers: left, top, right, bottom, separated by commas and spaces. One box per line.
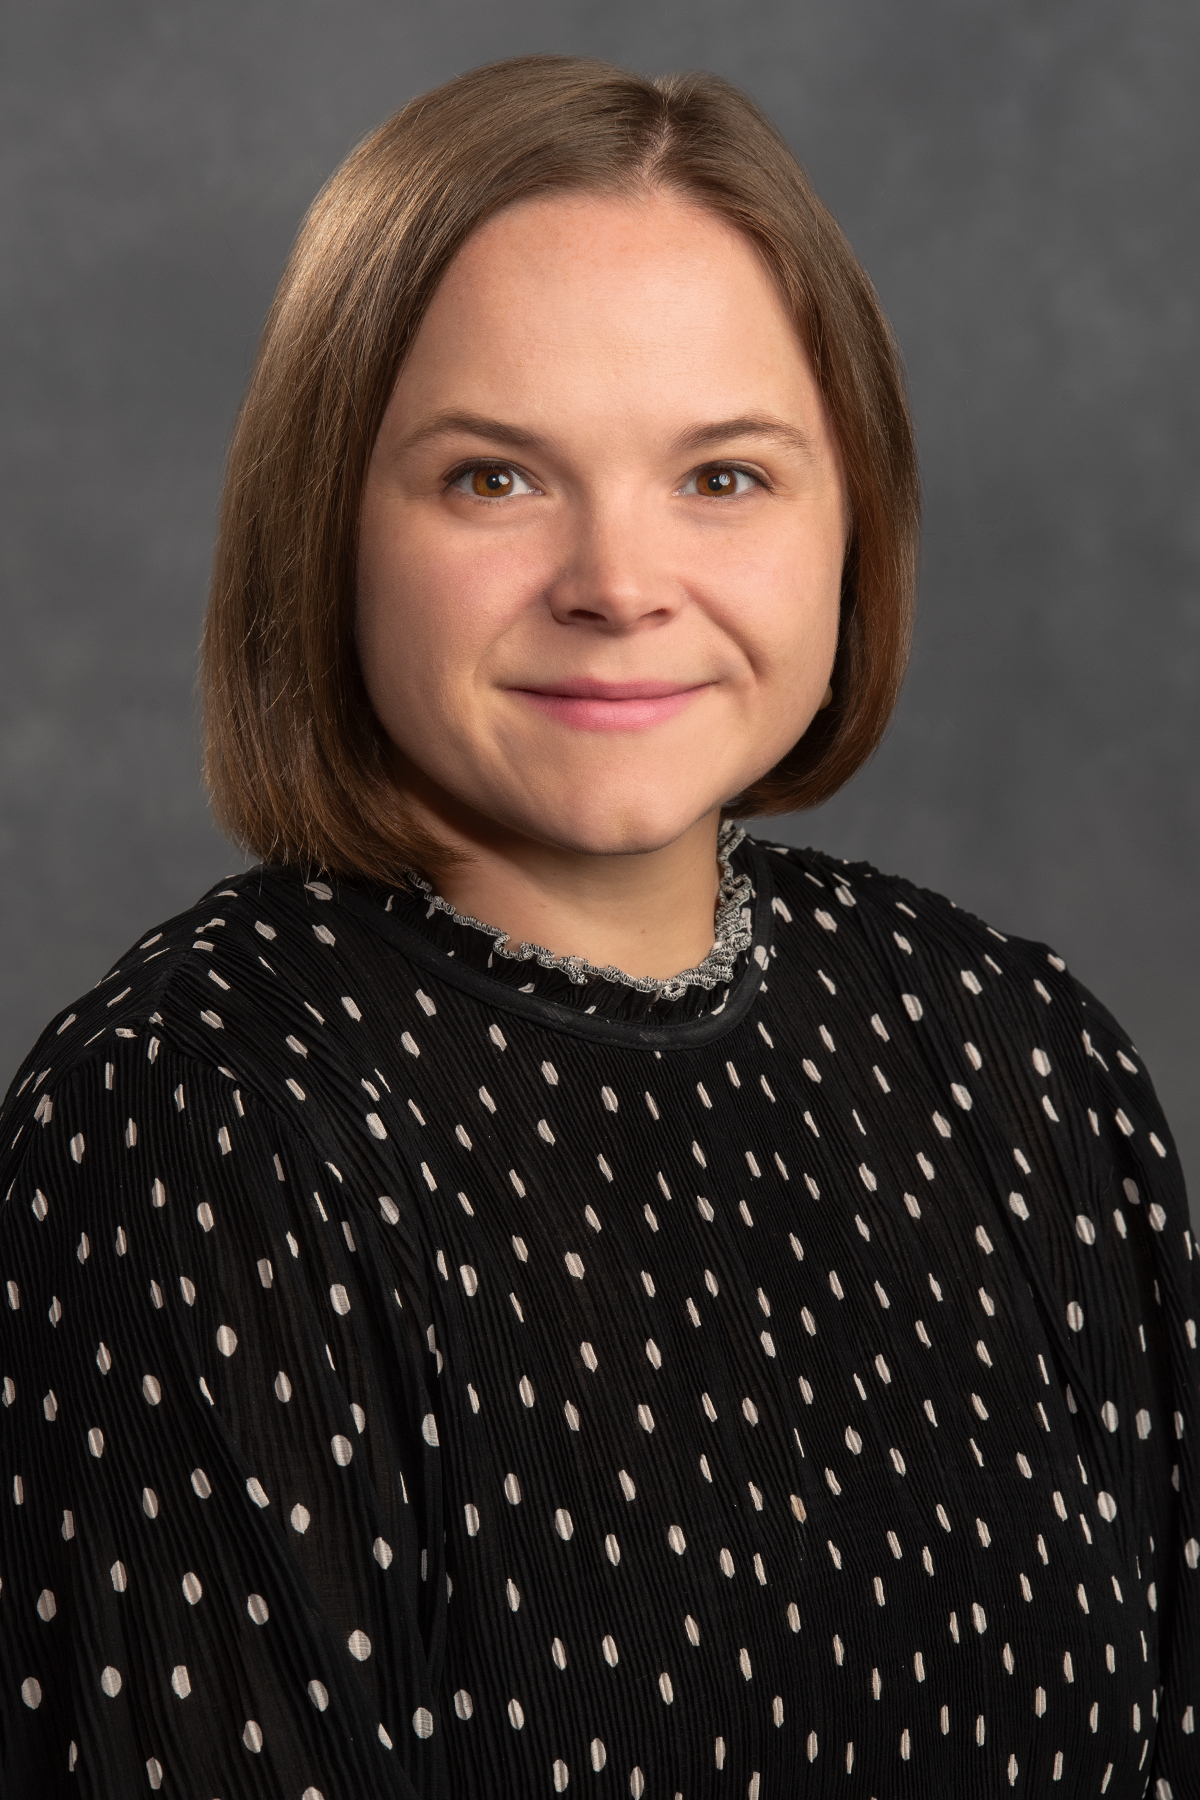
1, 835, 1196, 1800
341, 848, 767, 1048
381, 826, 754, 1028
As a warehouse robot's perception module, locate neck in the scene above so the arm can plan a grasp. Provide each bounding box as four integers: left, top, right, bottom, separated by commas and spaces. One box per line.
398, 786, 725, 980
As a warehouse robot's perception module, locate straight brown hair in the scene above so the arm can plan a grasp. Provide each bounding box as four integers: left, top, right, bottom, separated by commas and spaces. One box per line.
202, 54, 919, 881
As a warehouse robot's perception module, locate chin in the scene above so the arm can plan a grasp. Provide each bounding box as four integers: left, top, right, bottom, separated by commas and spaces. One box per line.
506, 785, 727, 859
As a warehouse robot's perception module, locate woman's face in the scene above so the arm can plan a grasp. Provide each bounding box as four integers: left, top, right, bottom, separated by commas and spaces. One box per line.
356, 188, 848, 859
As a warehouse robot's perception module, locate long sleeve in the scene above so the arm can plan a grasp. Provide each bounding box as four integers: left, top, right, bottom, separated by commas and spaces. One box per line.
0, 1037, 445, 1800
1076, 983, 1200, 1799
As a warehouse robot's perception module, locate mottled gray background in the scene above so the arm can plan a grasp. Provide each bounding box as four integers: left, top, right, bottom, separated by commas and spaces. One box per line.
2, 1, 1197, 1201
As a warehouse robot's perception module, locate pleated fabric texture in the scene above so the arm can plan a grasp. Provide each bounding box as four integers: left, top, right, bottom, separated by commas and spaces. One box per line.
0, 835, 1196, 1800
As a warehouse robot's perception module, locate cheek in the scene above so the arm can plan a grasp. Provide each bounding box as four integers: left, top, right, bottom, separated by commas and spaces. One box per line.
702, 527, 843, 787
357, 510, 468, 691
355, 505, 446, 734
355, 503, 542, 741
715, 530, 844, 689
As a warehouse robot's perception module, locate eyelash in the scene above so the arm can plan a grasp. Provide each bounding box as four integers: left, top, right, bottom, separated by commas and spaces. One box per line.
445, 461, 539, 498
443, 459, 766, 498
681, 464, 763, 498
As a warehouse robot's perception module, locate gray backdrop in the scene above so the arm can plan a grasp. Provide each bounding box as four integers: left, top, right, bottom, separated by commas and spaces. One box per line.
3, 0, 1197, 1202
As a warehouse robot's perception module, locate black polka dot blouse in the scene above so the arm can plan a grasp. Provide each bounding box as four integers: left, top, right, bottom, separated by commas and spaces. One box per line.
1, 833, 1196, 1800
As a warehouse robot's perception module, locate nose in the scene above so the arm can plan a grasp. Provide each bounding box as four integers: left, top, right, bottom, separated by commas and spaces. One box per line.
544, 498, 680, 632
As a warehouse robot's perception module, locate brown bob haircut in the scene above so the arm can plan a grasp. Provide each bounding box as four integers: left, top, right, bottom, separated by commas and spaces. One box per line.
203, 54, 919, 882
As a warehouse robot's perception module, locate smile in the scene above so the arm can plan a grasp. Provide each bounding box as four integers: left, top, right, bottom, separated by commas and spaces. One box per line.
510, 679, 712, 732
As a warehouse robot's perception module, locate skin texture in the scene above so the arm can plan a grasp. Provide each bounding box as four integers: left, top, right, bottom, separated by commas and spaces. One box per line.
356, 188, 848, 977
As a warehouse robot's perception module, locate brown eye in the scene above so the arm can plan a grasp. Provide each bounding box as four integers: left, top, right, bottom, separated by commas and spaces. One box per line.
471, 466, 515, 497
450, 462, 535, 500
685, 466, 756, 499
700, 469, 737, 497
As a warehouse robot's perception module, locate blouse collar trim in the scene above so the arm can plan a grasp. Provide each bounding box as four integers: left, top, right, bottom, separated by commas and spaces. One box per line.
403, 821, 753, 1002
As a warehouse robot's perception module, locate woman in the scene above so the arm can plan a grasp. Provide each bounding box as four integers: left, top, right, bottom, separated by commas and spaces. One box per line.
1, 54, 1194, 1800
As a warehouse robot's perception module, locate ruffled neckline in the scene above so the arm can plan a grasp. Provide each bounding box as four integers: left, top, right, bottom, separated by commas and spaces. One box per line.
391, 823, 754, 1026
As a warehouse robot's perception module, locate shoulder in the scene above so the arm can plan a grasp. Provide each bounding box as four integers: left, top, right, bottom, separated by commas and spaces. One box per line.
0, 863, 439, 1338
0, 863, 382, 1152
756, 834, 1181, 1182
757, 834, 1071, 1005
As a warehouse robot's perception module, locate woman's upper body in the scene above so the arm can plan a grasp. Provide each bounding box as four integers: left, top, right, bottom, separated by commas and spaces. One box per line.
1, 830, 1195, 1799
4, 51, 1193, 1800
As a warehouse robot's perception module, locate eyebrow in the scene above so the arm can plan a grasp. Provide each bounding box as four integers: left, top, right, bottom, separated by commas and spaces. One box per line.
393, 411, 552, 457
672, 416, 817, 459
393, 409, 817, 461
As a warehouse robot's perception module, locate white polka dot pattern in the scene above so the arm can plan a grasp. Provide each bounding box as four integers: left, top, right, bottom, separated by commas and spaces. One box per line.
0, 839, 1195, 1797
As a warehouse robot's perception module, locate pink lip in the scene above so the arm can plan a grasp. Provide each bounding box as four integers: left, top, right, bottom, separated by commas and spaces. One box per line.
511, 678, 711, 731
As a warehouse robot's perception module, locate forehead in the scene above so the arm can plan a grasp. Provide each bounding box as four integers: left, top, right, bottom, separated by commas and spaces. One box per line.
395, 188, 816, 422
453, 187, 762, 289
